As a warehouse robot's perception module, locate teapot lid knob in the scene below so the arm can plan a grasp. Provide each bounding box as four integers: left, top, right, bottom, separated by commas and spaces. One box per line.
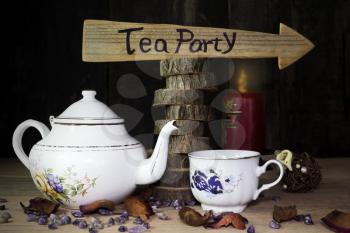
82, 90, 97, 101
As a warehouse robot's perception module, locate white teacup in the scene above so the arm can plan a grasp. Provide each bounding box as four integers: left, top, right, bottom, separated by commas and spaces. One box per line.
189, 150, 284, 213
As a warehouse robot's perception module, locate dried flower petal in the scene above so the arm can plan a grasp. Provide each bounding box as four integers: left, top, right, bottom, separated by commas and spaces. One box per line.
124, 196, 154, 219
273, 205, 297, 222
208, 212, 246, 229
179, 207, 211, 226
79, 200, 115, 214
20, 197, 59, 215
321, 210, 350, 233
269, 220, 281, 229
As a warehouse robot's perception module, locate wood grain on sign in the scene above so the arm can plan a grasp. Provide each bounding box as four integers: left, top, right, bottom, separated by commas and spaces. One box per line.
83, 20, 314, 69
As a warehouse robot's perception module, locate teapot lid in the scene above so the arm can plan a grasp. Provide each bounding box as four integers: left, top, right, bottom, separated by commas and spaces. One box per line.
53, 90, 123, 124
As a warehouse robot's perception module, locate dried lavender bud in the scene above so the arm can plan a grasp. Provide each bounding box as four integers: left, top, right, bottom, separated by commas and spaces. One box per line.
27, 213, 38, 222
156, 212, 169, 220
294, 215, 305, 222
72, 219, 84, 226
128, 225, 148, 233
269, 220, 281, 229
89, 227, 98, 233
247, 225, 255, 233
89, 216, 101, 224
48, 223, 58, 230
0, 205, 5, 210
114, 217, 122, 224
143, 222, 150, 229
0, 198, 7, 203
60, 214, 71, 225
155, 200, 162, 207
118, 225, 128, 232
172, 199, 185, 209
185, 200, 196, 206
71, 211, 84, 218
133, 217, 143, 225
50, 216, 63, 226
120, 210, 129, 220
151, 205, 158, 212
92, 222, 104, 229
304, 214, 314, 225
98, 208, 113, 216
38, 216, 48, 225
107, 217, 115, 225
271, 196, 281, 202
162, 200, 171, 207
78, 220, 88, 229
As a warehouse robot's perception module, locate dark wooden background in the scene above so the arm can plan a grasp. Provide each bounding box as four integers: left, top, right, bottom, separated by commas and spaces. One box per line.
2, 0, 350, 158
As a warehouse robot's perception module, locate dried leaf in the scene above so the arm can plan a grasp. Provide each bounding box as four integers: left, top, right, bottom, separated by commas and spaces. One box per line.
321, 210, 350, 233
179, 207, 212, 226
208, 212, 246, 230
273, 205, 298, 222
124, 195, 154, 219
79, 200, 115, 214
20, 197, 59, 215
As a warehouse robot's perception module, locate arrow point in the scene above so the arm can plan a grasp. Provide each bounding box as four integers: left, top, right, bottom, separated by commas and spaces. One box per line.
278, 23, 315, 70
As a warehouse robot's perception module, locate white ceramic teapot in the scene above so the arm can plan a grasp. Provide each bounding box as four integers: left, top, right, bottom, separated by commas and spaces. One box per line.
12, 90, 177, 209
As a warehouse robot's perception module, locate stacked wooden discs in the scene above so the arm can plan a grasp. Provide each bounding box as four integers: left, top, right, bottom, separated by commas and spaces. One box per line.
152, 58, 217, 202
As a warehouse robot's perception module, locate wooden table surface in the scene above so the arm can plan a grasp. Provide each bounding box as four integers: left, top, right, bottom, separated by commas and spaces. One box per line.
0, 157, 349, 233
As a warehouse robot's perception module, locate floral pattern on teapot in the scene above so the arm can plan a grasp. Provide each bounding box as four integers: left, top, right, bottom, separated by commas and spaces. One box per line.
33, 166, 97, 204
191, 169, 243, 195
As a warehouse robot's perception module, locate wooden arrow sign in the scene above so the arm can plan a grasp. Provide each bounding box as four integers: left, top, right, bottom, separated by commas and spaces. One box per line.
83, 20, 314, 69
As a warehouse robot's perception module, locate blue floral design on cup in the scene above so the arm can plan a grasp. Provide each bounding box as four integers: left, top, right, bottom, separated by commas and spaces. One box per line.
191, 170, 223, 194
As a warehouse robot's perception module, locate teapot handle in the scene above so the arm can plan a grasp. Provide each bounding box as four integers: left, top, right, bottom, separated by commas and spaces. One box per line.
12, 120, 50, 170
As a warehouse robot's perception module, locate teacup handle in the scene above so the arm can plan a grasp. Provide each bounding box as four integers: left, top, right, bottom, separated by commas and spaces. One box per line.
253, 159, 284, 200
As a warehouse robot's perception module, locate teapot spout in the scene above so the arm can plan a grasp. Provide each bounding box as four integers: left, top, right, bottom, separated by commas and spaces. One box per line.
136, 120, 177, 185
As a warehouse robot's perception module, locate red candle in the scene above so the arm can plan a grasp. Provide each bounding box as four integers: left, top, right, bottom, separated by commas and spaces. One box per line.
238, 93, 265, 151
223, 92, 265, 152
